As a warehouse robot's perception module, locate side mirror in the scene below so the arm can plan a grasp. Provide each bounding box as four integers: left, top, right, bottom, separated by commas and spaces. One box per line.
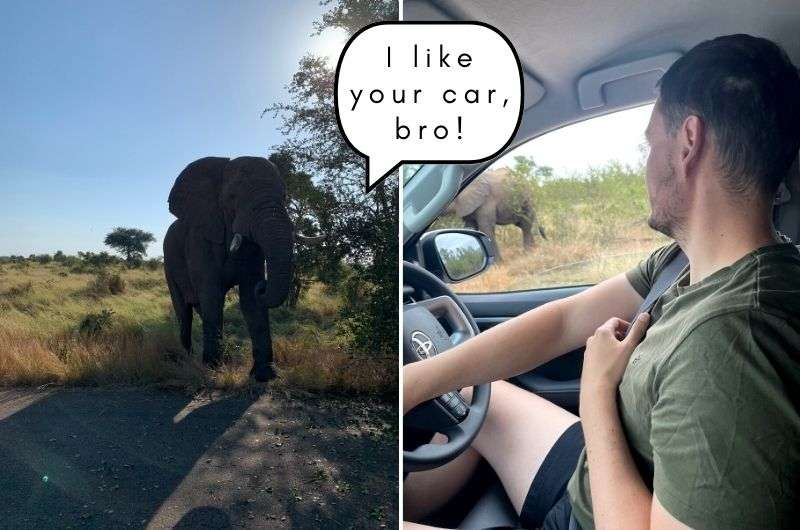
417, 229, 495, 283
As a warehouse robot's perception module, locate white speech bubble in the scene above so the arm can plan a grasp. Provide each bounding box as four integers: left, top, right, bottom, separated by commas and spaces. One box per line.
335, 22, 523, 192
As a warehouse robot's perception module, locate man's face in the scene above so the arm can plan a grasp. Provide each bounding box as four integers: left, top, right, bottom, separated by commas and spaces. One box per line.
644, 101, 687, 238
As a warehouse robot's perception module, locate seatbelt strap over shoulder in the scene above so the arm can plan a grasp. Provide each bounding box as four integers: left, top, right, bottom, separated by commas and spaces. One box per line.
632, 246, 688, 321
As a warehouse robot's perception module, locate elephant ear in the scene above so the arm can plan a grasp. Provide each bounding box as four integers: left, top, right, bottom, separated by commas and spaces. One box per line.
168, 157, 230, 244
453, 173, 492, 217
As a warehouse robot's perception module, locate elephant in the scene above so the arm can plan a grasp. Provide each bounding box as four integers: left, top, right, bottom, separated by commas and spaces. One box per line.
444, 168, 546, 261
163, 156, 317, 382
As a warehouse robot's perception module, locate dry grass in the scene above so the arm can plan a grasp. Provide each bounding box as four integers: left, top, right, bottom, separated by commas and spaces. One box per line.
438, 161, 671, 293
0, 264, 395, 396
456, 221, 668, 293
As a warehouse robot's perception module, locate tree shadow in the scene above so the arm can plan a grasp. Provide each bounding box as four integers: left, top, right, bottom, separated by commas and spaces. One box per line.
0, 388, 250, 528
0, 388, 397, 529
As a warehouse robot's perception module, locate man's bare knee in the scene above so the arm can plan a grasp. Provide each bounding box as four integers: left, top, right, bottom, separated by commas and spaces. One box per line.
404, 434, 482, 521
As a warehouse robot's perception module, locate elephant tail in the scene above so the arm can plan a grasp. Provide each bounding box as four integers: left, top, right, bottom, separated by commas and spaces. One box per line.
538, 225, 548, 240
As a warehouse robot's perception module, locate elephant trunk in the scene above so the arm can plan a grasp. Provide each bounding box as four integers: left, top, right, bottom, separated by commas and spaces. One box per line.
252, 213, 294, 308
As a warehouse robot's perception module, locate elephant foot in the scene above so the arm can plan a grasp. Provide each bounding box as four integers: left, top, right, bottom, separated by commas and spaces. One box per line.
203, 353, 221, 369
250, 360, 276, 383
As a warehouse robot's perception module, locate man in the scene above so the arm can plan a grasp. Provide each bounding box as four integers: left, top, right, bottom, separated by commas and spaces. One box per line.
403, 34, 800, 530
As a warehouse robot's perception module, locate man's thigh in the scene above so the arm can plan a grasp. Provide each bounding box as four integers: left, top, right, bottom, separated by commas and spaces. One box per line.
468, 380, 579, 514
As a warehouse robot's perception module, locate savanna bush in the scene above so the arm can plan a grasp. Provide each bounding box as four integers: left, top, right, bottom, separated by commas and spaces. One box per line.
143, 257, 163, 271
5, 281, 33, 297
85, 270, 126, 297
78, 308, 114, 337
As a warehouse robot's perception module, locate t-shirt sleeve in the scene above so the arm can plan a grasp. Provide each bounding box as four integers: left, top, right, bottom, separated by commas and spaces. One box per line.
649, 311, 798, 530
624, 241, 680, 299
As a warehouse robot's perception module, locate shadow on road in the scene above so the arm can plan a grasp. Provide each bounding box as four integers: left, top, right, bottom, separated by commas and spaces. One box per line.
0, 388, 397, 529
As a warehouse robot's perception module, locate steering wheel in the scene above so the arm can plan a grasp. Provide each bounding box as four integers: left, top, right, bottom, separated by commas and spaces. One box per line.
403, 261, 491, 473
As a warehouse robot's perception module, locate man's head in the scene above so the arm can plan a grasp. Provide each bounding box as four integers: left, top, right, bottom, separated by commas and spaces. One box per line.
645, 34, 800, 238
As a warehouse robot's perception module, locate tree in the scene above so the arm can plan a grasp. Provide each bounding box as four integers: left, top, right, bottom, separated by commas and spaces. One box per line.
509, 155, 553, 186
266, 0, 398, 356
104, 227, 155, 267
269, 150, 344, 307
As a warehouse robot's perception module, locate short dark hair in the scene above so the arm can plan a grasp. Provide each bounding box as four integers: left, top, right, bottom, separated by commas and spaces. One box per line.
657, 34, 800, 198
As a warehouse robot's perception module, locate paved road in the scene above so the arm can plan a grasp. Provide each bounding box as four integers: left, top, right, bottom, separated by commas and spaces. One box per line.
0, 388, 397, 529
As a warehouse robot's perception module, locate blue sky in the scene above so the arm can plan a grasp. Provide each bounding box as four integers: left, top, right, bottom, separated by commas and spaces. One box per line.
0, 0, 345, 257
492, 104, 653, 175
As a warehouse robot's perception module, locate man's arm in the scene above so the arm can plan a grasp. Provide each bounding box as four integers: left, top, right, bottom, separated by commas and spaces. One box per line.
404, 272, 643, 413
580, 315, 691, 530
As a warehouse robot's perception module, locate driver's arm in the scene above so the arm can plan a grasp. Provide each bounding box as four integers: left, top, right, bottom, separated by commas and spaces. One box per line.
404, 272, 643, 413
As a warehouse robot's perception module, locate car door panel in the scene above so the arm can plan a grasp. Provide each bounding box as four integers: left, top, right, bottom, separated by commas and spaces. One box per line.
459, 286, 590, 413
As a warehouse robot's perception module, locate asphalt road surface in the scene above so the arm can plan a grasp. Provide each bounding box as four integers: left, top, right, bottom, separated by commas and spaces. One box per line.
0, 388, 397, 529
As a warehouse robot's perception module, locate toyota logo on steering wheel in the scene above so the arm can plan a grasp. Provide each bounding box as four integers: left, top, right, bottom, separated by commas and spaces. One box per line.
411, 331, 437, 359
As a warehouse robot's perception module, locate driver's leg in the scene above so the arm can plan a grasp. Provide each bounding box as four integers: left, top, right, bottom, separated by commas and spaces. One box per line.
403, 438, 482, 521
464, 380, 579, 514
404, 380, 579, 526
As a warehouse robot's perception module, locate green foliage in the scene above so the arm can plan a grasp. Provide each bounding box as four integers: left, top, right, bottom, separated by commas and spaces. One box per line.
439, 245, 485, 280
78, 308, 114, 337
266, 0, 398, 356
505, 155, 552, 224
77, 251, 120, 268
508, 155, 553, 186
53, 250, 66, 262
535, 160, 649, 243
143, 257, 163, 271
86, 269, 126, 297
103, 227, 156, 267
269, 150, 343, 307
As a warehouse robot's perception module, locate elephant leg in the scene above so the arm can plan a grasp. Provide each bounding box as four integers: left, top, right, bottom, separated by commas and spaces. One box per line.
239, 275, 276, 383
517, 218, 535, 250
463, 216, 478, 231
165, 270, 193, 354
477, 215, 500, 262
198, 287, 224, 368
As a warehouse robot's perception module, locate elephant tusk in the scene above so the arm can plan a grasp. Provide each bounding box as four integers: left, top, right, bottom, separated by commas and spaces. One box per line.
295, 232, 325, 245
229, 233, 243, 252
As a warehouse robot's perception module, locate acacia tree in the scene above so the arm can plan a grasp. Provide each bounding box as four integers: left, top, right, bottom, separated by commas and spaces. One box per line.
267, 0, 398, 356
104, 227, 155, 267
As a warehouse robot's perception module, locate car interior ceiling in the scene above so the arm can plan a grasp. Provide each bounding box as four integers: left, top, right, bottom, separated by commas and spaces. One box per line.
404, 0, 800, 242
405, 2, 800, 528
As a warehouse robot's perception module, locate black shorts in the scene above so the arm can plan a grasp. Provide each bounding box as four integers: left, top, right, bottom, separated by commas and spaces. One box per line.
518, 421, 585, 530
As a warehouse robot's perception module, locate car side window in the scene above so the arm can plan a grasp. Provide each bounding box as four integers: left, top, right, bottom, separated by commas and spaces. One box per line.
431, 104, 669, 293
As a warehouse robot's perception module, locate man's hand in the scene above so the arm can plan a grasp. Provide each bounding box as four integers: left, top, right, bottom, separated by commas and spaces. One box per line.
581, 313, 650, 398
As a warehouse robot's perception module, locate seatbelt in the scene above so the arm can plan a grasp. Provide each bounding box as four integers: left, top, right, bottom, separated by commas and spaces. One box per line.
630, 246, 688, 323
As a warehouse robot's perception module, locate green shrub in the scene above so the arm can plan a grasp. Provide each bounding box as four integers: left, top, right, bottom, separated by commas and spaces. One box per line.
143, 257, 163, 271
85, 270, 126, 297
78, 309, 114, 337
108, 273, 126, 294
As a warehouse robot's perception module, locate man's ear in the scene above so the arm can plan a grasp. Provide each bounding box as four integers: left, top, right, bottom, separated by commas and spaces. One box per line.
679, 115, 706, 179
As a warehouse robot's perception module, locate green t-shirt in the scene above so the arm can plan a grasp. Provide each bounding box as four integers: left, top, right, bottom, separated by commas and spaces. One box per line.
568, 241, 800, 530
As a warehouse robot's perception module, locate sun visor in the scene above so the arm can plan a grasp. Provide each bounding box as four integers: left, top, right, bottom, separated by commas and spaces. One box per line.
578, 52, 682, 111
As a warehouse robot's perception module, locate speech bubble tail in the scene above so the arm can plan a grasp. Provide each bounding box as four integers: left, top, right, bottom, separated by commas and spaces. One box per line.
366, 158, 400, 193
